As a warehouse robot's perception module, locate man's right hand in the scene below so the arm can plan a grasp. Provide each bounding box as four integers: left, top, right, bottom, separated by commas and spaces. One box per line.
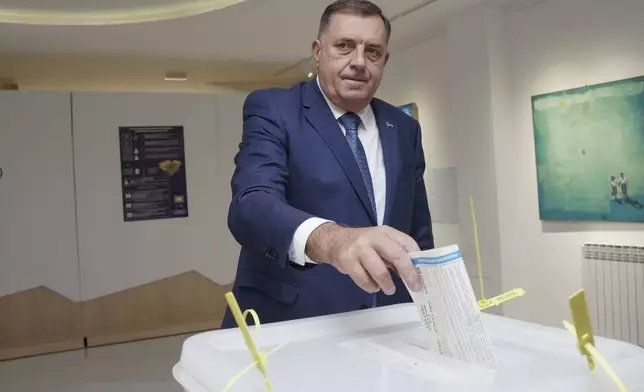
305, 223, 424, 295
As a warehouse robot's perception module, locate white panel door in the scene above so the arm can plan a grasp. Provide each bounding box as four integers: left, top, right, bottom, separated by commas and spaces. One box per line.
0, 91, 82, 359
72, 91, 242, 344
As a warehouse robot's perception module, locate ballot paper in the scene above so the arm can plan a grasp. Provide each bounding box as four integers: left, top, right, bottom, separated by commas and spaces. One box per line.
406, 244, 498, 370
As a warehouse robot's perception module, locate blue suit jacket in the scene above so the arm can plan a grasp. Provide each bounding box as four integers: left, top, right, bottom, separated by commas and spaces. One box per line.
221, 79, 434, 328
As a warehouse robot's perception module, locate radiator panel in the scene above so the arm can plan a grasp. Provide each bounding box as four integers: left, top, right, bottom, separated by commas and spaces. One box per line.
581, 244, 643, 348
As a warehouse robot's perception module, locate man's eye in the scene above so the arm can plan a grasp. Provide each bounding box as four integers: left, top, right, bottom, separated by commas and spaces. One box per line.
336, 42, 352, 52
367, 48, 383, 59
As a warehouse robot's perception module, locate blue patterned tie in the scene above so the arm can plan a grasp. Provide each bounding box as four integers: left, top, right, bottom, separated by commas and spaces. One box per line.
339, 113, 377, 221
340, 113, 378, 307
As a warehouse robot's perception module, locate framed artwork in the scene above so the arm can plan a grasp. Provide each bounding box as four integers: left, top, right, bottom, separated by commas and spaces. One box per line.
398, 103, 418, 120
532, 75, 644, 222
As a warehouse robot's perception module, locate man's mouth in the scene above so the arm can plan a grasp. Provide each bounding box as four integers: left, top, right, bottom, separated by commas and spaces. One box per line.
344, 77, 368, 83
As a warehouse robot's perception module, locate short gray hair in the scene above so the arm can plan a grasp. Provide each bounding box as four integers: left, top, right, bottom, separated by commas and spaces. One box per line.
318, 0, 392, 43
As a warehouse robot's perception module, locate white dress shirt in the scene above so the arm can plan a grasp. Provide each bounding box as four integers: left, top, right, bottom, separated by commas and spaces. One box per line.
288, 77, 387, 266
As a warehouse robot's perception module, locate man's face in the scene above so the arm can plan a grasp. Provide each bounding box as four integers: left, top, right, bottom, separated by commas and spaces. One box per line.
312, 12, 389, 112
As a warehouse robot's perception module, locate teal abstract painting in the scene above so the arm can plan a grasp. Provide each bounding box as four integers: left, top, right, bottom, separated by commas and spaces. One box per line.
532, 75, 644, 222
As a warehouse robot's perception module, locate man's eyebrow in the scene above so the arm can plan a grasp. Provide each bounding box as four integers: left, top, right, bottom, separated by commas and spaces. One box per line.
334, 38, 384, 47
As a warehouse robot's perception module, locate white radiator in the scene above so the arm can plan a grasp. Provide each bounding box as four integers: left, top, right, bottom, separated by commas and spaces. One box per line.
581, 243, 644, 347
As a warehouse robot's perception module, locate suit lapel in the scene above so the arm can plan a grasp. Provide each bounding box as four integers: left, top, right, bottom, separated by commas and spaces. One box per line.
302, 80, 377, 224
371, 99, 401, 226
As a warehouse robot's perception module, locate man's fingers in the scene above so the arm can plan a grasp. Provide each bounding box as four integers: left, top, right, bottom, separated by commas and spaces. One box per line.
358, 247, 396, 295
382, 227, 421, 253
328, 226, 423, 294
346, 261, 379, 293
375, 228, 423, 292
395, 258, 423, 293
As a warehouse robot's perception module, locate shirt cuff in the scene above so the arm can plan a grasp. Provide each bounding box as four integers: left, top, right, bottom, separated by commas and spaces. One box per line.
288, 217, 332, 266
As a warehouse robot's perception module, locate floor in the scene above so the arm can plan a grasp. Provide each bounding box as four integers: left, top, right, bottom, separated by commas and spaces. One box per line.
0, 334, 189, 392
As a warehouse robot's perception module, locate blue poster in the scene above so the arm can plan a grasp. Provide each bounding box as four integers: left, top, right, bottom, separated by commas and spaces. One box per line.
398, 103, 418, 120
399, 104, 414, 118
119, 125, 189, 222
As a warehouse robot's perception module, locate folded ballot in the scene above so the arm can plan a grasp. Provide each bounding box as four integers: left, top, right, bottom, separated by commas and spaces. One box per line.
406, 244, 498, 370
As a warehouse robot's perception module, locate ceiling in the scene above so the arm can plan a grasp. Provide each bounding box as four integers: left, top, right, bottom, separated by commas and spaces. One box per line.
0, 0, 483, 92
0, 0, 203, 10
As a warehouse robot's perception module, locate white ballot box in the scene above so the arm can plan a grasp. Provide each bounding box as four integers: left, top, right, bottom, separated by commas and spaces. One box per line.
172, 304, 644, 392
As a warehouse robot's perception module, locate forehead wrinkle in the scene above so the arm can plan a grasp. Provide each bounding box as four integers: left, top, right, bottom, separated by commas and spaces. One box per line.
321, 14, 387, 44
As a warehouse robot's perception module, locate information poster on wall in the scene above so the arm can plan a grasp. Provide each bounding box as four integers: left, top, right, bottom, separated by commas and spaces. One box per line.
119, 125, 189, 222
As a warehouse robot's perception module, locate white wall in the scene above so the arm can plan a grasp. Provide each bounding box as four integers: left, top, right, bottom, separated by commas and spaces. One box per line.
0, 92, 80, 301
444, 2, 504, 304
378, 14, 504, 304
72, 92, 244, 301
214, 91, 246, 280
377, 36, 461, 250
380, 0, 644, 327
500, 0, 644, 326
0, 90, 246, 302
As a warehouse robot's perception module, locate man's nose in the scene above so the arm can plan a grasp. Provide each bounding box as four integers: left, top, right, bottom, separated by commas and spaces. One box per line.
350, 46, 367, 69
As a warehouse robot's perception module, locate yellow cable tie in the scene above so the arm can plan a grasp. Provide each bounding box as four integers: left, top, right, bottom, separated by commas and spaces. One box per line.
470, 195, 526, 311
221, 342, 289, 392
478, 288, 526, 310
224, 292, 277, 392
469, 196, 486, 301
563, 321, 629, 391
242, 308, 261, 329
584, 343, 629, 392
564, 289, 629, 391
563, 320, 594, 370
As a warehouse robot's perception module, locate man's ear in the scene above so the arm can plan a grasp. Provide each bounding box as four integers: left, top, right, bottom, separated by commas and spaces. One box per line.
311, 40, 322, 63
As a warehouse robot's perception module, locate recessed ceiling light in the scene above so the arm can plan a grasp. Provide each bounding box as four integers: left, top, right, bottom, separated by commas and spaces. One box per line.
165, 71, 187, 81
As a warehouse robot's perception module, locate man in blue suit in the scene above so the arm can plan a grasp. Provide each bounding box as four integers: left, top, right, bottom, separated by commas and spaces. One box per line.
221, 0, 434, 328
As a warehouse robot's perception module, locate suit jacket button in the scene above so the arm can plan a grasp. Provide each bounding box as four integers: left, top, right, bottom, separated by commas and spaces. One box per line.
264, 247, 278, 259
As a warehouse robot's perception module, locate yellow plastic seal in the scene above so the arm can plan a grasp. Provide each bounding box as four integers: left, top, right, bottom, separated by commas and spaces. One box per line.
469, 196, 526, 310
563, 289, 629, 392
223, 292, 288, 392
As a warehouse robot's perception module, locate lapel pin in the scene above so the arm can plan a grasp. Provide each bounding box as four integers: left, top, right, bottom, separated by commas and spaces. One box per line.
386, 121, 394, 128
